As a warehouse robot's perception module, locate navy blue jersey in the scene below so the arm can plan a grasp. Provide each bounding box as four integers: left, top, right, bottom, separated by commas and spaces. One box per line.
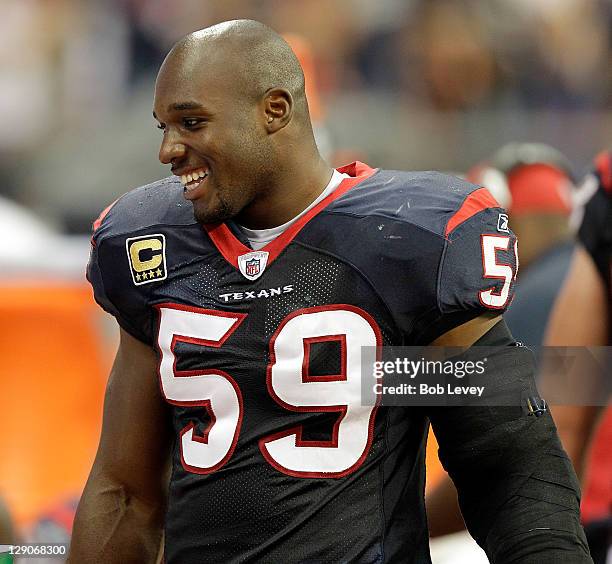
579, 151, 612, 298
88, 162, 518, 563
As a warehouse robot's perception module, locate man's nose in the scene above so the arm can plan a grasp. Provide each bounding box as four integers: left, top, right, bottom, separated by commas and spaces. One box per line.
159, 131, 187, 164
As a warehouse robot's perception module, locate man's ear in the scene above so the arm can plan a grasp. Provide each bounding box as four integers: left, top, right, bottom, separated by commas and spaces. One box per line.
263, 88, 293, 132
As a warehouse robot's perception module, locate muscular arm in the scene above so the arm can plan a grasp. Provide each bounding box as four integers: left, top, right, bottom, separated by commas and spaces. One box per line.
69, 329, 172, 564
425, 314, 500, 538
427, 315, 591, 562
542, 245, 609, 478
427, 245, 610, 537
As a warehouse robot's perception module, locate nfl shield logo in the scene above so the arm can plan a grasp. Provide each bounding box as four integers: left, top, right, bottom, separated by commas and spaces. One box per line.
245, 258, 260, 277
238, 250, 269, 281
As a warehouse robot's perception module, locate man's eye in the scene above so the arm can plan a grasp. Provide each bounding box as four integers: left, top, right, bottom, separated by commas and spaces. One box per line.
183, 118, 203, 129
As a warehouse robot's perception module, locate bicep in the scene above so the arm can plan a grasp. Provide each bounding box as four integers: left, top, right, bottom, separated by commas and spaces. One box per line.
93, 328, 172, 500
542, 245, 608, 474
544, 245, 609, 346
430, 313, 502, 347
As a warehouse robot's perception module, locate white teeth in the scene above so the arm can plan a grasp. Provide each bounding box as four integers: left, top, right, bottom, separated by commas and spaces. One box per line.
178, 170, 207, 186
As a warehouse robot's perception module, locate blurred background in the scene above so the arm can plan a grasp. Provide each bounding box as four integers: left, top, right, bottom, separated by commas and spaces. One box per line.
0, 0, 610, 562
3, 0, 612, 230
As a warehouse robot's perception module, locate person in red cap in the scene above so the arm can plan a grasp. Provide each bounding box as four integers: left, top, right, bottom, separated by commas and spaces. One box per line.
466, 143, 576, 347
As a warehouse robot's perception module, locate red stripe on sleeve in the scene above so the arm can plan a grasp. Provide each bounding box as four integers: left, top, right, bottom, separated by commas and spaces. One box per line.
92, 199, 119, 233
445, 187, 500, 237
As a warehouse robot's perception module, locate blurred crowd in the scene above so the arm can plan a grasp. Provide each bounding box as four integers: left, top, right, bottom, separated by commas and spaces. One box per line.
1, 0, 612, 232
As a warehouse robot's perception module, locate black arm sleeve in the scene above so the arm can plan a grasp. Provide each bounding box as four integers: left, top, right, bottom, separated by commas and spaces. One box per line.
429, 321, 592, 563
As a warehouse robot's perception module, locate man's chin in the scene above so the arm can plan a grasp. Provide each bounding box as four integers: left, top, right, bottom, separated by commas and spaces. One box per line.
192, 201, 234, 225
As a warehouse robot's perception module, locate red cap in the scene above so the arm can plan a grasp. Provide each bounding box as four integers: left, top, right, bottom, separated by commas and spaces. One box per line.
506, 163, 572, 216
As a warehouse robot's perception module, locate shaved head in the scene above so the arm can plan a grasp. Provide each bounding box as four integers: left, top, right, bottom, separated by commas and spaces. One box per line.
162, 20, 308, 119
153, 19, 328, 229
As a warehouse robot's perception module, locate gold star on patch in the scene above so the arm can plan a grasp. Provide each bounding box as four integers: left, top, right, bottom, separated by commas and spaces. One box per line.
148, 270, 155, 279
156, 268, 163, 277
135, 273, 142, 281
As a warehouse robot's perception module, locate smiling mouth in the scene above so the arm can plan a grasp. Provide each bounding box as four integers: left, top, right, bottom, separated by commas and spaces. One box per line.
179, 168, 209, 196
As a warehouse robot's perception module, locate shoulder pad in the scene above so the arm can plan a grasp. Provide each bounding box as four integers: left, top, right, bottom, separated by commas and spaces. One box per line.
329, 169, 501, 238
92, 176, 195, 243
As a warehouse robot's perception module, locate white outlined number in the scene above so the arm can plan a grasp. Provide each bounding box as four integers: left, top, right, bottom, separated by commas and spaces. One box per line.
479, 234, 516, 308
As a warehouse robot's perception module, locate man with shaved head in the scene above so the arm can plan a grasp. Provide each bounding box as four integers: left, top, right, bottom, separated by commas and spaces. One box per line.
70, 20, 590, 563
153, 20, 326, 230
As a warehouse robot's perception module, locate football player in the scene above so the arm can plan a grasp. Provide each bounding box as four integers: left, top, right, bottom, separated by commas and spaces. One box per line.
69, 20, 590, 563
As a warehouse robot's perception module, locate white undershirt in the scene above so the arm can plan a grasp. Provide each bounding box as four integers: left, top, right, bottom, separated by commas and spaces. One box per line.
239, 169, 349, 251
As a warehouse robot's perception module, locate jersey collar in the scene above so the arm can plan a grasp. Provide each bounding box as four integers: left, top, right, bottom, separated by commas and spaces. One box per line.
204, 161, 377, 270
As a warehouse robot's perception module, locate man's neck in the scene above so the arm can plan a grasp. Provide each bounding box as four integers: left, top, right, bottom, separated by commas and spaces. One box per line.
236, 156, 334, 230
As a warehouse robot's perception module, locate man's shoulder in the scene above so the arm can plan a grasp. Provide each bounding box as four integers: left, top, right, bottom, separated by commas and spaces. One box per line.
86, 177, 200, 345
92, 176, 195, 243
328, 169, 496, 239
